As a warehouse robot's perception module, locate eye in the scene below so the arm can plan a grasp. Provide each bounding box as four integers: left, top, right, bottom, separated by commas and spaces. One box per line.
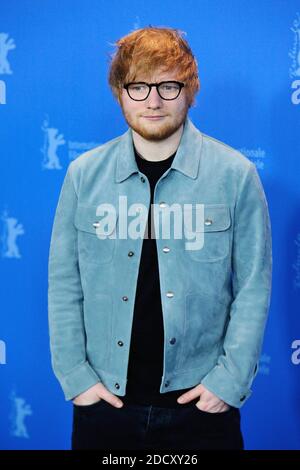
129, 84, 147, 91
160, 83, 179, 91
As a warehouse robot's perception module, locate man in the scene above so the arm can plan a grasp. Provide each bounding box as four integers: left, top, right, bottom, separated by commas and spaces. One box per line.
48, 27, 272, 450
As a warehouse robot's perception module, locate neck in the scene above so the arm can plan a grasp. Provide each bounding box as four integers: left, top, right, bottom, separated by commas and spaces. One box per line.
132, 123, 184, 162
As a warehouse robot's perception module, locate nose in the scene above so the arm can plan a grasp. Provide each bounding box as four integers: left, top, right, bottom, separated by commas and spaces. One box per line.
146, 86, 163, 108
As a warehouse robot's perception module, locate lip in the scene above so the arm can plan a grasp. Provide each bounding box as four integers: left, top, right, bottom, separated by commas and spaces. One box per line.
143, 116, 165, 120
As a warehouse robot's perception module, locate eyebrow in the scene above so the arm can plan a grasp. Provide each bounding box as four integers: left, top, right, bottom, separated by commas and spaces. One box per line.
133, 79, 178, 83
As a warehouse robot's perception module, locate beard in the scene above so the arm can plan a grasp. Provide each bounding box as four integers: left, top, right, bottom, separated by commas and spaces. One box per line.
120, 103, 189, 142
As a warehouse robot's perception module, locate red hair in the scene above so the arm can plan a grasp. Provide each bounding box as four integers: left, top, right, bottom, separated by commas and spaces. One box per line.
108, 26, 200, 108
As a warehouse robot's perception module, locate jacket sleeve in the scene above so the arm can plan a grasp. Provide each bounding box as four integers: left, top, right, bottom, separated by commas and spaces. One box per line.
48, 162, 100, 401
201, 162, 272, 408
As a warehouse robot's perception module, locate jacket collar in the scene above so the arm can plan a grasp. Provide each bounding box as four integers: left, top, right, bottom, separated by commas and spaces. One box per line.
115, 115, 203, 183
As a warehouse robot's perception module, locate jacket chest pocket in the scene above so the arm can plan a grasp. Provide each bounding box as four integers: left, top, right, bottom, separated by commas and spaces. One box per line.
183, 204, 231, 262
74, 204, 118, 265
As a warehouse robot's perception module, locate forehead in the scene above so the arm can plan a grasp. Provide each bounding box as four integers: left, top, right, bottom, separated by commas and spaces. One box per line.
134, 68, 179, 83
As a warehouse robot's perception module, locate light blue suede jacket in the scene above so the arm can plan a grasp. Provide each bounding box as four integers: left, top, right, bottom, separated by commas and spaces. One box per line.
48, 116, 272, 407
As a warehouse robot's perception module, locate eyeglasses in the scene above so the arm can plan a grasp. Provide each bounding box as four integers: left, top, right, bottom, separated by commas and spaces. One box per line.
123, 81, 185, 101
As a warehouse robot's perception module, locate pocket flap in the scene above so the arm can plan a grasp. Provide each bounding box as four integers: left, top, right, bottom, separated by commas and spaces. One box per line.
184, 204, 231, 232
74, 204, 118, 235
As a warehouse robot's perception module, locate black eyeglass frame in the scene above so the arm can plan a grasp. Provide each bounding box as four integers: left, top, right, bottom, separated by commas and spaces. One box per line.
123, 81, 185, 101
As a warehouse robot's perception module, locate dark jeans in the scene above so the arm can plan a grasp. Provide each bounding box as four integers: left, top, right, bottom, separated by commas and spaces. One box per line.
71, 399, 244, 450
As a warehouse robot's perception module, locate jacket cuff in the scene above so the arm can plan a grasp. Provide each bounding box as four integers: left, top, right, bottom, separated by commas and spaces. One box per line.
201, 364, 253, 408
60, 361, 101, 401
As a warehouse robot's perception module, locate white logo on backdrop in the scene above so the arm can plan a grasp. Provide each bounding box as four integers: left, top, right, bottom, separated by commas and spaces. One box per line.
41, 116, 101, 168
41, 117, 65, 169
293, 233, 300, 289
289, 13, 300, 78
0, 79, 6, 104
133, 16, 141, 30
10, 391, 32, 439
1, 210, 24, 259
0, 33, 16, 75
68, 140, 102, 161
0, 339, 6, 364
289, 13, 300, 105
239, 147, 267, 170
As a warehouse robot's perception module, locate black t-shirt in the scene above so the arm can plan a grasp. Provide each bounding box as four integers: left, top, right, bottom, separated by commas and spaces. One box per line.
122, 146, 197, 408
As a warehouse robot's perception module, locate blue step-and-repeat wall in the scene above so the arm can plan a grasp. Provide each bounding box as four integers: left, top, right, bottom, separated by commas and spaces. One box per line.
0, 0, 300, 450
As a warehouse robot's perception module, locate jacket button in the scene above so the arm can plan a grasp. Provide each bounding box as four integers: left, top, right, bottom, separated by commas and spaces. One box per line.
115, 383, 120, 390
204, 219, 213, 226
122, 296, 128, 301
128, 251, 134, 257
166, 291, 174, 298
170, 337, 176, 345
240, 395, 246, 402
159, 202, 167, 208
140, 176, 146, 183
117, 341, 124, 347
165, 381, 170, 387
163, 247, 170, 253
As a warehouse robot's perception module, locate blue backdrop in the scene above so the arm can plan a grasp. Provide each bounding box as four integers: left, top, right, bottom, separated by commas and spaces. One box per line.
1, 0, 300, 450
